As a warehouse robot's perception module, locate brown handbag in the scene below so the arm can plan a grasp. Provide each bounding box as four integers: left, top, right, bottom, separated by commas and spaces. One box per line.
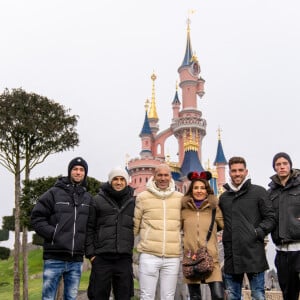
182, 208, 216, 280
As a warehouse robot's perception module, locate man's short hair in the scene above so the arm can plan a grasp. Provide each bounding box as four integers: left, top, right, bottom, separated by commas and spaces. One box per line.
228, 156, 247, 169
154, 163, 171, 175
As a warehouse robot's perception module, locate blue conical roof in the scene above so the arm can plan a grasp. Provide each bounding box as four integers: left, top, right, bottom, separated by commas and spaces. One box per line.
181, 25, 193, 67
139, 111, 152, 136
181, 150, 204, 176
214, 139, 227, 165
172, 90, 181, 105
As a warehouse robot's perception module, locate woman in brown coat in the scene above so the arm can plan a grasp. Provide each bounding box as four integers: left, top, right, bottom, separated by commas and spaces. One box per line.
181, 171, 224, 300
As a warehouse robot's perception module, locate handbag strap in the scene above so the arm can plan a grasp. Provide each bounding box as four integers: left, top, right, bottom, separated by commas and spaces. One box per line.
205, 208, 216, 244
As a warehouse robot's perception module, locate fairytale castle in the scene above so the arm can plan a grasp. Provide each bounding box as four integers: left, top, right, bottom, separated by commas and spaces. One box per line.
127, 19, 227, 195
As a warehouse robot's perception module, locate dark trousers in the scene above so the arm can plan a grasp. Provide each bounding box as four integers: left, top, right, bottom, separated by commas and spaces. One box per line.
87, 255, 133, 300
275, 250, 300, 300
188, 282, 224, 300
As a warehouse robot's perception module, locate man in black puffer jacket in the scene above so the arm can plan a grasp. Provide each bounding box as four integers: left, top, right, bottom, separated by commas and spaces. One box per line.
31, 157, 92, 300
85, 166, 135, 300
268, 152, 300, 300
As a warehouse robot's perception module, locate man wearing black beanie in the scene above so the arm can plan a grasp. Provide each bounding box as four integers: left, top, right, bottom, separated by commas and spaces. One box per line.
31, 156, 92, 300
268, 152, 300, 300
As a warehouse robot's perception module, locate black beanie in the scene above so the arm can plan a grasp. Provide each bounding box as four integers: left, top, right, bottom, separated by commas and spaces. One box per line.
272, 152, 292, 170
68, 157, 88, 179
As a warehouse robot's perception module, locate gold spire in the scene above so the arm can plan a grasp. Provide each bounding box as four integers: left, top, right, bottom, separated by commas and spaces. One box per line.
205, 158, 218, 179
183, 128, 199, 151
217, 126, 222, 140
187, 9, 196, 34
148, 72, 158, 119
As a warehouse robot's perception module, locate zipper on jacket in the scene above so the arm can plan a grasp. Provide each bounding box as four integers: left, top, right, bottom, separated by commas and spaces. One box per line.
71, 206, 77, 257
162, 198, 166, 256
52, 224, 58, 245
196, 211, 200, 247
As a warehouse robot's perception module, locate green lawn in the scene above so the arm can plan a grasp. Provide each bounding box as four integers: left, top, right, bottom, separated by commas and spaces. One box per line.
0, 248, 91, 300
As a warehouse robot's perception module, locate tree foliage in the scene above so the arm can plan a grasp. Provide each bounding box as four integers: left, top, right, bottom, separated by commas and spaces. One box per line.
2, 215, 15, 231
0, 88, 79, 173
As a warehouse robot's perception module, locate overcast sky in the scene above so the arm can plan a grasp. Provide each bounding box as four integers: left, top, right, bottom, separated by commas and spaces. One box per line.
1, 0, 299, 267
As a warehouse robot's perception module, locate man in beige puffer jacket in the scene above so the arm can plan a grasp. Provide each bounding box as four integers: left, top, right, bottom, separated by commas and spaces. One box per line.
134, 164, 183, 300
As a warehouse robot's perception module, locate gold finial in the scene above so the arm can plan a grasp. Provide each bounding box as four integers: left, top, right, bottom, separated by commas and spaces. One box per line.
166, 152, 171, 163
217, 126, 222, 140
183, 128, 199, 151
188, 9, 196, 17
144, 99, 150, 112
176, 80, 178, 91
205, 159, 211, 171
148, 72, 158, 119
151, 72, 157, 81
187, 9, 196, 32
191, 51, 198, 62
125, 153, 130, 167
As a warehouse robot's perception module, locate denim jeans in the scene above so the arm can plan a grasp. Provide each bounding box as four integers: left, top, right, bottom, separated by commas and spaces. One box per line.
138, 253, 180, 300
224, 272, 265, 300
42, 259, 82, 300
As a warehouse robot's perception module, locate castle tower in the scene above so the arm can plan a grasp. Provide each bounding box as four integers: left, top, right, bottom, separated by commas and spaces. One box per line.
139, 100, 153, 158
127, 18, 227, 195
172, 18, 206, 166
214, 128, 227, 193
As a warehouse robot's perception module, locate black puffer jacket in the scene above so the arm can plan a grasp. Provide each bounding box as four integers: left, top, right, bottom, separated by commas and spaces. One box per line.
31, 177, 92, 261
85, 183, 135, 259
268, 169, 300, 245
219, 179, 275, 274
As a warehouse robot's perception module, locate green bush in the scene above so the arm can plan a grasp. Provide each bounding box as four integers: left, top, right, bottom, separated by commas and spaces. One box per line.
0, 247, 10, 260
32, 233, 44, 246
0, 229, 9, 241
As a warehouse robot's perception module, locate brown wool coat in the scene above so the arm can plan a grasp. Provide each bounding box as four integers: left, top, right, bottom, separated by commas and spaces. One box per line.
181, 194, 224, 284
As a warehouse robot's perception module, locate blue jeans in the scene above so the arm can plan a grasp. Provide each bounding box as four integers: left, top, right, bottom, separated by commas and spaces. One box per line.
224, 272, 265, 300
42, 259, 82, 300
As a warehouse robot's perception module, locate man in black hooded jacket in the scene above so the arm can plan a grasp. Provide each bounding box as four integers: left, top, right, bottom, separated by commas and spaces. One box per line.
85, 166, 135, 300
268, 152, 300, 300
31, 157, 92, 300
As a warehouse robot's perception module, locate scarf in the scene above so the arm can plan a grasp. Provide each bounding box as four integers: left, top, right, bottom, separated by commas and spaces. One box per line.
146, 176, 176, 199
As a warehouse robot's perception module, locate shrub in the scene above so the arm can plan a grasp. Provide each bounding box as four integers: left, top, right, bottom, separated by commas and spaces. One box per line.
0, 247, 10, 260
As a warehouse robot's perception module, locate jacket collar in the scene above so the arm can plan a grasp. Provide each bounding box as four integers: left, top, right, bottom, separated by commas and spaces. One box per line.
146, 176, 176, 198
224, 178, 251, 193
182, 194, 219, 210
269, 168, 300, 189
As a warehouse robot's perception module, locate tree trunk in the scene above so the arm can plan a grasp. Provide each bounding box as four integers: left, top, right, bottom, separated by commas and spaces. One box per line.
22, 226, 29, 300
14, 169, 21, 300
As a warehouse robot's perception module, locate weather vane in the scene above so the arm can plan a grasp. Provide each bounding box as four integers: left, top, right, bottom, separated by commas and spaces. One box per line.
187, 9, 196, 29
